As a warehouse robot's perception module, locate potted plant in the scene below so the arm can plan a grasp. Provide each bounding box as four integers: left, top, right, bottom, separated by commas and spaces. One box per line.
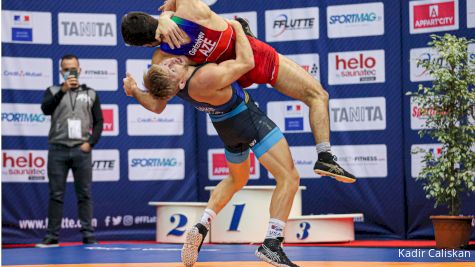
408, 34, 475, 249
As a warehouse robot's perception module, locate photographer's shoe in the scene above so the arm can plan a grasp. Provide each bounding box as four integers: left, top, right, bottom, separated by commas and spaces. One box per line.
35, 237, 59, 248
314, 152, 356, 183
256, 237, 299, 267
181, 223, 208, 267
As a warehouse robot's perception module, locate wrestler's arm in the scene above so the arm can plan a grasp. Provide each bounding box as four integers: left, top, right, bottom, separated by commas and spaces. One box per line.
123, 73, 168, 114
193, 21, 254, 93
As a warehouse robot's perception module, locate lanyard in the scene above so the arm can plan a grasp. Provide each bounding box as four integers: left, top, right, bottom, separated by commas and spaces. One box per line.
68, 89, 79, 114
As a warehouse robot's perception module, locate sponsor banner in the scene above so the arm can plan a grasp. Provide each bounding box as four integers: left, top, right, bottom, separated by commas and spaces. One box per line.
287, 53, 320, 81
67, 150, 120, 182
327, 2, 384, 38
265, 7, 319, 42
2, 104, 51, 136
266, 53, 320, 88
469, 43, 475, 68
409, 47, 442, 82
329, 97, 386, 131
127, 104, 184, 136
268, 146, 320, 179
328, 50, 385, 85
469, 0, 475, 28
125, 59, 150, 90
128, 149, 185, 181
267, 101, 311, 133
58, 59, 118, 91
409, 0, 459, 34
220, 11, 258, 37
101, 104, 119, 136
411, 144, 442, 178
2, 57, 53, 90
332, 145, 388, 178
58, 13, 116, 46
207, 149, 260, 180
410, 97, 431, 130
2, 11, 52, 44
206, 115, 218, 136
2, 150, 48, 182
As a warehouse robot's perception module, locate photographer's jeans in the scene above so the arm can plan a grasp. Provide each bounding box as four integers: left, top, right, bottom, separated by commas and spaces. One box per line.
45, 144, 94, 239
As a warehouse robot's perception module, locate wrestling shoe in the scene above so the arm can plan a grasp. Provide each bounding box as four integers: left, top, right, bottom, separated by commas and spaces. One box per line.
235, 16, 256, 38
256, 237, 299, 267
181, 223, 208, 267
314, 152, 356, 183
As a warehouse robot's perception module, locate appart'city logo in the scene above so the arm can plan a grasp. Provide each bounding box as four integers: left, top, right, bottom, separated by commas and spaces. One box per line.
208, 149, 259, 180
409, 0, 458, 34
58, 13, 116, 46
101, 104, 119, 136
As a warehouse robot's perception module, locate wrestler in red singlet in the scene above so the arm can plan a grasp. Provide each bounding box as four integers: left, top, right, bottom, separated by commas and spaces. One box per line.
160, 16, 279, 88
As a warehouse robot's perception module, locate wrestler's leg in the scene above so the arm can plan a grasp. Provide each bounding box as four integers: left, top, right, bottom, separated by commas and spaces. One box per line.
273, 54, 330, 145
182, 151, 250, 267
205, 156, 250, 214
273, 54, 356, 183
255, 137, 300, 267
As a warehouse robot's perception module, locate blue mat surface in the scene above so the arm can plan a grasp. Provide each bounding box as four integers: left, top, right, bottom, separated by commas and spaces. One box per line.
2, 244, 474, 265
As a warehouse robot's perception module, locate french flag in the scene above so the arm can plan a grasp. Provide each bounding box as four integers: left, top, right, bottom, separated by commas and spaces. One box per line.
13, 15, 30, 22
286, 104, 302, 111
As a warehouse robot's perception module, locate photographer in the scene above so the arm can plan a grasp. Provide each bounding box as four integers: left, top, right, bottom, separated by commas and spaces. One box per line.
37, 54, 103, 247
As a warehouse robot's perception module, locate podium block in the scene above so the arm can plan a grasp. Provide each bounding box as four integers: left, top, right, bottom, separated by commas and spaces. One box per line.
284, 213, 364, 243
205, 185, 306, 243
148, 202, 210, 243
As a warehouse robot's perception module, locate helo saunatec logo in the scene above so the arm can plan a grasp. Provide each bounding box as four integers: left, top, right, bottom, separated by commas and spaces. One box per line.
58, 13, 116, 45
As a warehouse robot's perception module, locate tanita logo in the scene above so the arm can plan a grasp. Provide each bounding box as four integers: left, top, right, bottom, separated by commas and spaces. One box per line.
61, 21, 114, 37
330, 106, 383, 122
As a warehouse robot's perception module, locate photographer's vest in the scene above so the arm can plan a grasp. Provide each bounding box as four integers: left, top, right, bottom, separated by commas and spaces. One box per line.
47, 84, 97, 147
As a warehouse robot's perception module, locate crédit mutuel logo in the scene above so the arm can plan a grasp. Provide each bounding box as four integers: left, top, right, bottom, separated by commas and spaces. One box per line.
409, 0, 458, 34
